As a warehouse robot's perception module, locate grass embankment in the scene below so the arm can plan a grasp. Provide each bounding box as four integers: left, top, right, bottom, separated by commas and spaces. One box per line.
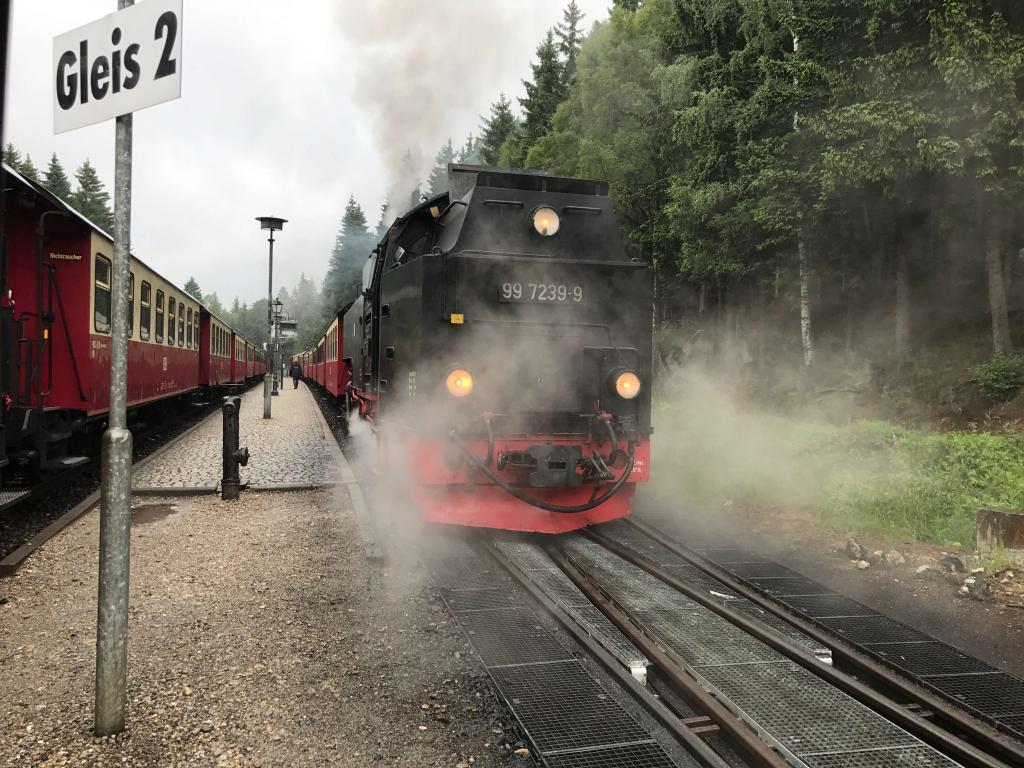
653, 404, 1024, 548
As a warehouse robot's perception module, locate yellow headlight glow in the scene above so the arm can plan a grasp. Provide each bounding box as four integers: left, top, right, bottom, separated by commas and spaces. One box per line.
615, 370, 641, 400
532, 207, 560, 236
446, 368, 474, 397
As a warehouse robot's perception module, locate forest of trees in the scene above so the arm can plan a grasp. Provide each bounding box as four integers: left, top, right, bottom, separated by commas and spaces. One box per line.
513, 0, 1024, 383
315, 0, 1024, 402
4, 143, 113, 232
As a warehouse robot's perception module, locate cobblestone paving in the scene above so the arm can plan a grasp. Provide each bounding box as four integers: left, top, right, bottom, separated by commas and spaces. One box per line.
132, 382, 337, 489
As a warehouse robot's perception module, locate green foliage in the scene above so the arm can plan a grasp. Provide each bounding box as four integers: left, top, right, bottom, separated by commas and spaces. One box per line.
518, 29, 567, 160
654, 403, 1024, 547
457, 134, 482, 165
43, 153, 72, 200
70, 159, 113, 232
970, 355, 1024, 401
2, 142, 19, 167
18, 154, 40, 182
427, 139, 455, 196
556, 1, 586, 81
183, 277, 203, 302
203, 291, 226, 317
323, 196, 372, 315
478, 94, 519, 166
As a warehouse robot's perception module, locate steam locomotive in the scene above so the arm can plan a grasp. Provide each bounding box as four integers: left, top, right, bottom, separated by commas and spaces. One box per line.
300, 164, 653, 533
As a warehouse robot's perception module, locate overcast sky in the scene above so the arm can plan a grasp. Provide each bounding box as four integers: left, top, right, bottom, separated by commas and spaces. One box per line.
5, 0, 611, 306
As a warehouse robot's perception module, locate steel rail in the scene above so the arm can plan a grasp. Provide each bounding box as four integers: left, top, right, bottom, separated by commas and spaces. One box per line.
483, 539, 734, 768
587, 528, 1011, 768
547, 543, 791, 768
624, 516, 1024, 767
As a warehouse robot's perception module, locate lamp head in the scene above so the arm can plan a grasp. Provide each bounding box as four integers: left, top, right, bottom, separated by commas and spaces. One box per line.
256, 216, 287, 231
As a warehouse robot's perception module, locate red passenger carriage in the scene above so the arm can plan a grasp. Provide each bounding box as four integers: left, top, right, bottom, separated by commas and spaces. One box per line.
0, 163, 261, 489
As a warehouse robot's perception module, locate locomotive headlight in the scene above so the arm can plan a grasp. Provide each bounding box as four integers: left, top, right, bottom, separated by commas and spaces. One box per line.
614, 370, 641, 400
446, 368, 474, 398
532, 207, 560, 236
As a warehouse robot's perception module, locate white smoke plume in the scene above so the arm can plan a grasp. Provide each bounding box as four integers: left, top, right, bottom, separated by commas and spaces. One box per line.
334, 1, 592, 206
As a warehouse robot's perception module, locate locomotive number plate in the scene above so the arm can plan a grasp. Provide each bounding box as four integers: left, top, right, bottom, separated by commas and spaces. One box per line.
499, 282, 583, 303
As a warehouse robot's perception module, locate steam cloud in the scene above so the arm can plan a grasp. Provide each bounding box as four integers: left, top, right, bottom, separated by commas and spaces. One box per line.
334, 1, 571, 206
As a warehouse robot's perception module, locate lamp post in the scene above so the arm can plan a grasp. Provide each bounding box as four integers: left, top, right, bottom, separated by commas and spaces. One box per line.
256, 216, 286, 419
271, 298, 283, 396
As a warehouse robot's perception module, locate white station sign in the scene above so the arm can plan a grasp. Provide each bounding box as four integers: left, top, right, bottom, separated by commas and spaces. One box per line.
53, 1, 182, 134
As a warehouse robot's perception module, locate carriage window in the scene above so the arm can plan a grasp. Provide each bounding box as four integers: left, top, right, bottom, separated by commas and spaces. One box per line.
168, 298, 176, 345
193, 313, 199, 349
178, 309, 185, 347
128, 273, 135, 338
140, 282, 151, 341
186, 308, 193, 348
94, 255, 112, 333
155, 290, 164, 342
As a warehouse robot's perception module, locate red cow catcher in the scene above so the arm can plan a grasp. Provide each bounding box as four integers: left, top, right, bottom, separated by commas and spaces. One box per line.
333, 165, 654, 533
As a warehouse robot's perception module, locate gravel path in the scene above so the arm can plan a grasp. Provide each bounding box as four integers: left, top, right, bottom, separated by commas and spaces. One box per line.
132, 383, 337, 490
0, 484, 519, 767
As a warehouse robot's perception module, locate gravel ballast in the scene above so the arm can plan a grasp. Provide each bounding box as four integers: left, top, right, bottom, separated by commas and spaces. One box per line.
0, 485, 517, 766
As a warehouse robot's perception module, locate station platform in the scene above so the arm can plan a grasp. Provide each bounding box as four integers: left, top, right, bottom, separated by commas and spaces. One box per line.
0, 383, 509, 767
132, 382, 341, 492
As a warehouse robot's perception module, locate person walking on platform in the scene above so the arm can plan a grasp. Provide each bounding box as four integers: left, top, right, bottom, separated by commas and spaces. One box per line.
289, 360, 302, 389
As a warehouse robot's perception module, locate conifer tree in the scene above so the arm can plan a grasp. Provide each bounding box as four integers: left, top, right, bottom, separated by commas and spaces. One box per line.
43, 154, 73, 200
183, 277, 203, 301
479, 95, 519, 166
204, 292, 226, 316
480, 96, 517, 166
613, 0, 640, 10
427, 139, 456, 196
324, 196, 372, 312
2, 143, 19, 167
556, 2, 585, 82
376, 201, 391, 239
70, 159, 113, 231
18, 155, 40, 182
515, 30, 566, 165
457, 134, 482, 165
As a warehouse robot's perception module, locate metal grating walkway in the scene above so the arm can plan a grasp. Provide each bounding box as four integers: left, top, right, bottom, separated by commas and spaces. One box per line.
565, 534, 963, 768
629, 523, 1024, 745
494, 540, 650, 679
427, 540, 684, 767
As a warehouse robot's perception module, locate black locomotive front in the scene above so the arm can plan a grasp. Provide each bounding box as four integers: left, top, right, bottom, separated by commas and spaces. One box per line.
345, 164, 653, 532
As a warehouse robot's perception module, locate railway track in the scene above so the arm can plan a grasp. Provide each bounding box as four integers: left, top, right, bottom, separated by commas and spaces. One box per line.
475, 522, 1024, 768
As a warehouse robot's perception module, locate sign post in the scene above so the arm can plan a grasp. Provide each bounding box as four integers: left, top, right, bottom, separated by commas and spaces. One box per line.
54, 0, 182, 736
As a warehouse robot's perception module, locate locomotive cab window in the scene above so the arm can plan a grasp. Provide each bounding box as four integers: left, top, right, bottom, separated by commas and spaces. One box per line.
94, 255, 112, 334
140, 281, 151, 341
168, 298, 176, 345
361, 253, 377, 292
386, 214, 433, 268
155, 290, 165, 342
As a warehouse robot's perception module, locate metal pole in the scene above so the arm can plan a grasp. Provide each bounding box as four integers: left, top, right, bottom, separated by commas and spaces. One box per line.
95, 0, 134, 732
262, 231, 273, 418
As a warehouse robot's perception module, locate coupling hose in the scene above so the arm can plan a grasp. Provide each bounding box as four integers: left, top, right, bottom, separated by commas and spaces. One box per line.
449, 430, 635, 514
